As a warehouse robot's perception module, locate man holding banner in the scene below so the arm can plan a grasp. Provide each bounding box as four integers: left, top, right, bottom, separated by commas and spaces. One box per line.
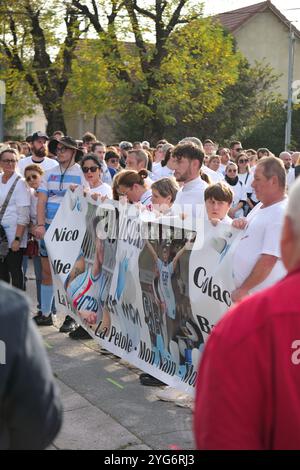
231, 157, 287, 302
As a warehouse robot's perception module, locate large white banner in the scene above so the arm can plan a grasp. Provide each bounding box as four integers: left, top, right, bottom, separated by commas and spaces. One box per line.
45, 188, 241, 394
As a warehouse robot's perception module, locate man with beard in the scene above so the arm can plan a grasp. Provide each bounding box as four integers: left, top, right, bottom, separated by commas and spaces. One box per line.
279, 151, 295, 191
172, 142, 208, 222
18, 132, 58, 176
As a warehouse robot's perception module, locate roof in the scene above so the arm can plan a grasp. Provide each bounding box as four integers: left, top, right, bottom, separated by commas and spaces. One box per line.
215, 0, 300, 38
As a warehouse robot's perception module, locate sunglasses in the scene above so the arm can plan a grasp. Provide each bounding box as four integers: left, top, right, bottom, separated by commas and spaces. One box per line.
235, 148, 243, 152
108, 158, 119, 164
82, 166, 99, 173
227, 169, 237, 173
26, 174, 39, 182
238, 159, 248, 164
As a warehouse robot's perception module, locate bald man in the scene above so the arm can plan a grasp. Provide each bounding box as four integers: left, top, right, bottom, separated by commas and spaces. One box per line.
279, 151, 295, 190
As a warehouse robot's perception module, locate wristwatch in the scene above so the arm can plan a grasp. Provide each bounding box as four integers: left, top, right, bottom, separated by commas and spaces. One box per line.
14, 236, 20, 242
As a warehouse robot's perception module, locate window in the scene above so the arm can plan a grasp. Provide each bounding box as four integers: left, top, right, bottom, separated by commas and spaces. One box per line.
25, 121, 33, 136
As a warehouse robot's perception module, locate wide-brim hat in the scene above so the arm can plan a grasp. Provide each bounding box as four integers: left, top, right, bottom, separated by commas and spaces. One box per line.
48, 136, 84, 160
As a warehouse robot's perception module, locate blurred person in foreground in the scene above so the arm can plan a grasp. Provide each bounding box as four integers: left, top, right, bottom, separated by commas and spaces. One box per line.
194, 177, 300, 450
0, 281, 62, 449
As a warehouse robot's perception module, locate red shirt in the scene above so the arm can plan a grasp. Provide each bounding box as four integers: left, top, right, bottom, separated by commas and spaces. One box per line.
194, 266, 300, 450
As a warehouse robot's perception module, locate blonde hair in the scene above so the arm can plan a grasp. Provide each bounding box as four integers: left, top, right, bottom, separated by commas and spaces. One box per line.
24, 164, 44, 176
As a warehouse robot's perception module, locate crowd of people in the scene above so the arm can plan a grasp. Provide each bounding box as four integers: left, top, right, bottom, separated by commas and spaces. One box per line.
1, 129, 300, 449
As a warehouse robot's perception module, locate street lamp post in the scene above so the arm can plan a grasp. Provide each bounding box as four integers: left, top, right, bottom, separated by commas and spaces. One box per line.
285, 26, 295, 151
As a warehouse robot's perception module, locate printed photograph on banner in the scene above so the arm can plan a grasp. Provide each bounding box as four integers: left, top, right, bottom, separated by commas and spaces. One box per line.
102, 206, 146, 352
64, 201, 117, 334
138, 223, 203, 384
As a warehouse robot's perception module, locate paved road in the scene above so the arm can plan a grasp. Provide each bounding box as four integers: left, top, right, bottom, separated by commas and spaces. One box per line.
26, 262, 194, 450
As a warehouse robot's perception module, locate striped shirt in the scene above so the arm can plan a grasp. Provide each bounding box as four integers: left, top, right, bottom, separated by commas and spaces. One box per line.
37, 163, 88, 224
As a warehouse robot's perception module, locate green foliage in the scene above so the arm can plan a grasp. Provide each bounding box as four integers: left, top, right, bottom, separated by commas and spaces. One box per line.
114, 17, 241, 139
156, 19, 240, 123
64, 40, 114, 116
242, 102, 300, 154
0, 65, 38, 135
163, 58, 282, 145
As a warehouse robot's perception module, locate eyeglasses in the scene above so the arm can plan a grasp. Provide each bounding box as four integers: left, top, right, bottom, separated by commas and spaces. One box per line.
117, 187, 132, 197
227, 169, 237, 173
1, 159, 17, 164
26, 174, 39, 182
56, 146, 68, 154
238, 159, 248, 164
82, 166, 99, 173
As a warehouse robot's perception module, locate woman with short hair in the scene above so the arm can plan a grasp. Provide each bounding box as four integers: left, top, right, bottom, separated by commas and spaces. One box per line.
81, 154, 112, 199
151, 177, 179, 214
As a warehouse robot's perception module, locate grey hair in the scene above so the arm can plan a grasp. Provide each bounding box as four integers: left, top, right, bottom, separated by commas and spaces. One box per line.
256, 156, 286, 189
0, 147, 19, 160
286, 177, 300, 235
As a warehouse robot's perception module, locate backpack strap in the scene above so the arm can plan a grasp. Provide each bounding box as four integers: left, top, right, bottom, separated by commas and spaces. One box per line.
0, 176, 21, 223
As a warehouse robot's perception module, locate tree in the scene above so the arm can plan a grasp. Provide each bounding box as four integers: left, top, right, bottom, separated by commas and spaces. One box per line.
72, 0, 241, 141
0, 0, 86, 135
242, 102, 300, 154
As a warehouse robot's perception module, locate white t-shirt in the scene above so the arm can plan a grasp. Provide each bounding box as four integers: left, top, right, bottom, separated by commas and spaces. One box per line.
202, 166, 224, 183
173, 176, 207, 222
238, 172, 251, 187
18, 156, 58, 176
225, 179, 247, 218
0, 173, 31, 248
219, 163, 227, 175
286, 167, 296, 190
140, 189, 152, 209
239, 170, 259, 202
152, 163, 174, 181
233, 198, 288, 293
30, 188, 38, 225
101, 161, 113, 186
89, 183, 112, 199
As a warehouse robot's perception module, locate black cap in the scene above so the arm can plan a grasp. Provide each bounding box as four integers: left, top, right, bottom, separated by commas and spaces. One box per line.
32, 131, 49, 142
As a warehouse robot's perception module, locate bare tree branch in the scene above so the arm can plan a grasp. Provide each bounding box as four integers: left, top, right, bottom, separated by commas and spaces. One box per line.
73, 0, 104, 34
131, 0, 156, 21
166, 0, 188, 35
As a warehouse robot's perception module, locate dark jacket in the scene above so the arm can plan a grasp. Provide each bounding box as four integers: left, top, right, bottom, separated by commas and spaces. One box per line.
0, 282, 62, 449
